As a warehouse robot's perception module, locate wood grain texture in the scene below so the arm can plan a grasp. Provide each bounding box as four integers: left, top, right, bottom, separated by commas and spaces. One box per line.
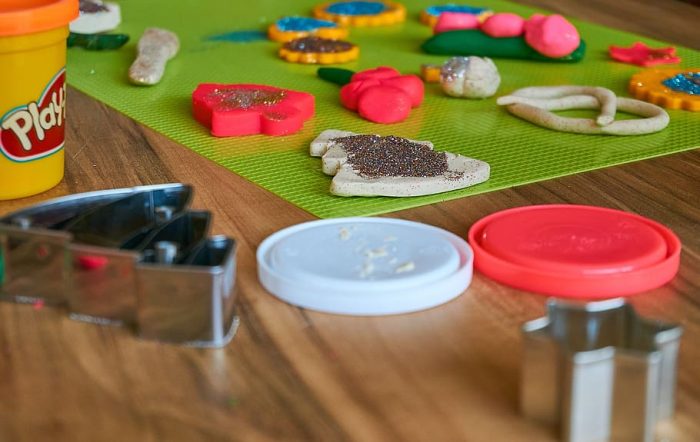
1, 1, 699, 441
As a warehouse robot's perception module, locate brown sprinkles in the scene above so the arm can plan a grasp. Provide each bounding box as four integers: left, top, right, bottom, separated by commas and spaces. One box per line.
208, 88, 286, 111
283, 37, 355, 53
79, 0, 109, 13
332, 135, 458, 179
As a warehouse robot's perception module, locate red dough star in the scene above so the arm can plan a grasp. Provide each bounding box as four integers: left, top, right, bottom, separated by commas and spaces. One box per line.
609, 42, 680, 67
193, 84, 314, 136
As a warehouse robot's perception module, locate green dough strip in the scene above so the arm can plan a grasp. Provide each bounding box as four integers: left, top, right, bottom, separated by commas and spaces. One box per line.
422, 29, 586, 62
68, 33, 130, 50
317, 67, 355, 86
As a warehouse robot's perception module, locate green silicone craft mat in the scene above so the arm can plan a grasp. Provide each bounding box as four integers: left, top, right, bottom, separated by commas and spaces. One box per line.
67, 0, 700, 218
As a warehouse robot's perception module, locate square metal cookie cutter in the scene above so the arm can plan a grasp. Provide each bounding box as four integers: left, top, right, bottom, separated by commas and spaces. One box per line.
521, 298, 683, 442
0, 184, 239, 347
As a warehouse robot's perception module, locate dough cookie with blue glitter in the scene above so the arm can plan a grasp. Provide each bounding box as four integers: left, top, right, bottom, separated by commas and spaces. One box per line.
313, 1, 406, 27
268, 16, 349, 42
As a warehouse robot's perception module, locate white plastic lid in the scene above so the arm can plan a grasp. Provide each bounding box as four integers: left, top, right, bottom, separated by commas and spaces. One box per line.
257, 217, 473, 315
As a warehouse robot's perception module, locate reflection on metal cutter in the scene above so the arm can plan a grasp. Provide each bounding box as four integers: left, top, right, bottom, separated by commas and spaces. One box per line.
521, 298, 682, 442
0, 184, 238, 348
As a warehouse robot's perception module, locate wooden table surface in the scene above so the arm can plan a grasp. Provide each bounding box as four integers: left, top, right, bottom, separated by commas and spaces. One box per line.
1, 1, 699, 441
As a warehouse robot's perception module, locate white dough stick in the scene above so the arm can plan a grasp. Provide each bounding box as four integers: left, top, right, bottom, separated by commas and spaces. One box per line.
497, 95, 600, 112
504, 97, 669, 135
605, 98, 670, 135
128, 28, 179, 86
501, 86, 618, 126
505, 103, 602, 134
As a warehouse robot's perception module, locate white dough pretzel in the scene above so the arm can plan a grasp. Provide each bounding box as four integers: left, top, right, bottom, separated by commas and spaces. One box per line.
496, 86, 669, 135
498, 86, 618, 126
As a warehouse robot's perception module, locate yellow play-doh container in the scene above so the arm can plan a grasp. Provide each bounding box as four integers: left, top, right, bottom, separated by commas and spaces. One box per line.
0, 0, 78, 200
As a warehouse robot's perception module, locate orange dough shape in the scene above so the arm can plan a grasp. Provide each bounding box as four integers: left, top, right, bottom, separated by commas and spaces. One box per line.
193, 84, 314, 136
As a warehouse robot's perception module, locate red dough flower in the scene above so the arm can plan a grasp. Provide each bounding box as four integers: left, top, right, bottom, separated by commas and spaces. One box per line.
609, 42, 681, 67
339, 67, 424, 124
192, 84, 315, 136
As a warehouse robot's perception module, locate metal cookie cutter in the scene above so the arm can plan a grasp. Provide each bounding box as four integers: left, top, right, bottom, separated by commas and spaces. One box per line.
66, 206, 208, 324
136, 236, 238, 347
0, 183, 191, 305
521, 298, 683, 442
0, 184, 239, 348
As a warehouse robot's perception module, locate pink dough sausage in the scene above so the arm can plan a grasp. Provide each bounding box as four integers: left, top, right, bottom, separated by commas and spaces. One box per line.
480, 13, 525, 38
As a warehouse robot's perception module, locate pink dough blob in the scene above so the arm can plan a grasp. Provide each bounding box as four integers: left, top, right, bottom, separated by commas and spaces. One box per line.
480, 13, 525, 38
524, 14, 580, 58
433, 12, 479, 34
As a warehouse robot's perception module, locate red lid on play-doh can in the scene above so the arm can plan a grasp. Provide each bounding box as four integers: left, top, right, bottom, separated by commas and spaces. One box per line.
467, 205, 681, 298
0, 0, 78, 37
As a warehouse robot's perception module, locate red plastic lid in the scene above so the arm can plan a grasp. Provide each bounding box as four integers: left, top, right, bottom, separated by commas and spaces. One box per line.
0, 0, 78, 37
468, 205, 681, 298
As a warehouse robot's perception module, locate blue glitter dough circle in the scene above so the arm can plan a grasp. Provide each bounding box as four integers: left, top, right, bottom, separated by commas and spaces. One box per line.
662, 72, 700, 95
277, 16, 338, 31
426, 4, 489, 16
327, 1, 388, 15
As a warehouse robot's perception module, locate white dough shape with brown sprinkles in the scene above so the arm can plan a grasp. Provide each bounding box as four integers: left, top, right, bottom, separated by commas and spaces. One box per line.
310, 129, 490, 197
71, 0, 121, 34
